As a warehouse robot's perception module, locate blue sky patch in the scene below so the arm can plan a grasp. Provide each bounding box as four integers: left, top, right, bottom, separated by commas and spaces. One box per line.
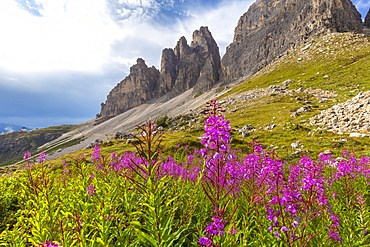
14, 0, 43, 17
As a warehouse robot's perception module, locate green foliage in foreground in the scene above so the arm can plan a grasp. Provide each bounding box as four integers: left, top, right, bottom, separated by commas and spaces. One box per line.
0, 125, 77, 167
0, 113, 370, 247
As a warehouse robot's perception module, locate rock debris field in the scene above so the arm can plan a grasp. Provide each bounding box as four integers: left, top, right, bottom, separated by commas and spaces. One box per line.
310, 91, 370, 135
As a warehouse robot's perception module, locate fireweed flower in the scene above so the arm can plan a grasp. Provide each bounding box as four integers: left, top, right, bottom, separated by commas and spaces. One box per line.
37, 153, 47, 163
229, 228, 237, 235
38, 240, 61, 247
199, 237, 213, 246
86, 185, 96, 198
23, 152, 31, 160
91, 145, 101, 162
62, 169, 70, 174
281, 226, 289, 232
205, 217, 228, 236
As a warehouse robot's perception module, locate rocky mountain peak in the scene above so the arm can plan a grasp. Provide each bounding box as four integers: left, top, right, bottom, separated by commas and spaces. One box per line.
136, 58, 145, 65
98, 26, 221, 119
365, 8, 370, 28
221, 0, 363, 83
174, 36, 191, 59
98, 58, 160, 118
191, 26, 215, 49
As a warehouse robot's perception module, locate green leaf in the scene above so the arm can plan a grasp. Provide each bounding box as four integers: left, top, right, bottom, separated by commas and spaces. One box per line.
134, 228, 159, 247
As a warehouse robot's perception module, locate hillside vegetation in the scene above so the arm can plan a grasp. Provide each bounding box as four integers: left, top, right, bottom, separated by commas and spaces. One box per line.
1, 32, 370, 246
70, 32, 370, 163
0, 125, 77, 167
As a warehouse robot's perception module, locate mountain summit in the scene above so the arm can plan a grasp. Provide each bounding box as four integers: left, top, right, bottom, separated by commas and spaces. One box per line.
98, 0, 364, 120
221, 0, 363, 82
98, 26, 221, 119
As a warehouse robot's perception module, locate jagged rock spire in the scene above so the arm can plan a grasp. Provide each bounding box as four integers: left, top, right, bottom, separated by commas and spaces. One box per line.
98, 27, 221, 118
99, 58, 160, 118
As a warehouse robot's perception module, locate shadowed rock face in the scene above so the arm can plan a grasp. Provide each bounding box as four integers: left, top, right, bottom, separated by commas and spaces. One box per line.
365, 9, 370, 28
99, 26, 221, 118
160, 27, 222, 97
221, 0, 363, 83
99, 58, 160, 118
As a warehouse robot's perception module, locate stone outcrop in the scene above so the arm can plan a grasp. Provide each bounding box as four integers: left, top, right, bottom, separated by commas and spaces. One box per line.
310, 91, 370, 134
158, 27, 221, 97
99, 58, 160, 118
365, 8, 370, 28
221, 0, 363, 83
99, 26, 221, 118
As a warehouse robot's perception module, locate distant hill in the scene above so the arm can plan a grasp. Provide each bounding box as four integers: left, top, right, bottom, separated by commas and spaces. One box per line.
0, 123, 26, 134
0, 125, 77, 167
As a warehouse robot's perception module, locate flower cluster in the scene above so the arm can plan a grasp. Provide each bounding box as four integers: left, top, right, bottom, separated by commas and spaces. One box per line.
38, 240, 61, 247
15, 99, 370, 246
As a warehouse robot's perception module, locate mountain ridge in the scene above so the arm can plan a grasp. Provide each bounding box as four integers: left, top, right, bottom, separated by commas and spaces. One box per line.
98, 26, 221, 119
98, 0, 365, 120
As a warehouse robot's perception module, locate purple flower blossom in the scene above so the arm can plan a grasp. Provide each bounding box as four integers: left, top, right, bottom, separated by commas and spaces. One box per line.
281, 226, 289, 232
199, 237, 213, 246
39, 240, 61, 247
205, 217, 228, 236
86, 185, 96, 198
37, 153, 47, 163
328, 230, 342, 242
292, 220, 300, 228
62, 170, 70, 174
91, 145, 101, 162
23, 152, 31, 160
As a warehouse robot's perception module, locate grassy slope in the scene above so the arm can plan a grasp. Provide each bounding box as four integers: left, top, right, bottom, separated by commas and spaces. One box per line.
7, 32, 370, 169
217, 32, 370, 160
0, 125, 77, 167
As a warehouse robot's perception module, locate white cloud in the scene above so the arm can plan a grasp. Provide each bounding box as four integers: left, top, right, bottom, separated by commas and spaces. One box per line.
4, 126, 15, 133
0, 0, 122, 72
353, 0, 370, 9
0, 0, 255, 128
0, 0, 252, 74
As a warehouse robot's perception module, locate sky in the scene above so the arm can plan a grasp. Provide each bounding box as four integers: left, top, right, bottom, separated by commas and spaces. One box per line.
0, 0, 369, 129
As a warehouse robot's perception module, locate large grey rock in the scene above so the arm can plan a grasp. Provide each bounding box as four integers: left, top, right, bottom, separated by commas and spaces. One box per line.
221, 0, 363, 83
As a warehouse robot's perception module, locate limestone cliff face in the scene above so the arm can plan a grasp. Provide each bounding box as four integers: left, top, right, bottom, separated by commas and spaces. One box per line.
159, 27, 221, 97
365, 9, 370, 28
99, 58, 160, 118
221, 0, 363, 82
99, 26, 221, 118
